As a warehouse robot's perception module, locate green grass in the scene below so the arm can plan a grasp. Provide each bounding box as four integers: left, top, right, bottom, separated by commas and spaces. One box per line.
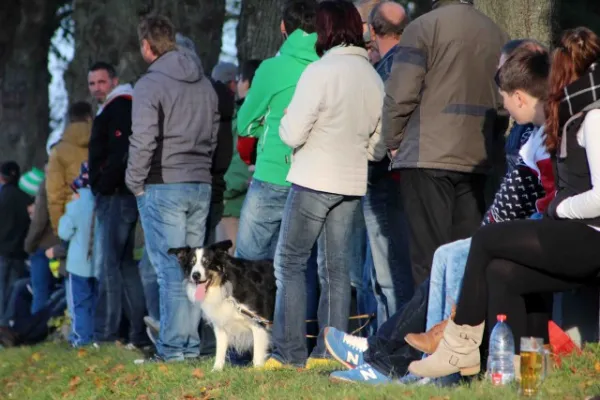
1, 342, 599, 399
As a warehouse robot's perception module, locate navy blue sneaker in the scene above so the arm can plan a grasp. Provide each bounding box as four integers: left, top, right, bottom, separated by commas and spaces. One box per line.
324, 327, 368, 369
330, 363, 392, 384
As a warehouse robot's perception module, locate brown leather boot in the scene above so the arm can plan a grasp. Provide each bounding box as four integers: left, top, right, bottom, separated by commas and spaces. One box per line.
405, 305, 456, 354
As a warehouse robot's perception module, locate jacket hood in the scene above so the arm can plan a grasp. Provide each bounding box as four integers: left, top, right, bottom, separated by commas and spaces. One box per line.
61, 120, 92, 148
279, 29, 319, 65
97, 83, 134, 115
148, 47, 205, 83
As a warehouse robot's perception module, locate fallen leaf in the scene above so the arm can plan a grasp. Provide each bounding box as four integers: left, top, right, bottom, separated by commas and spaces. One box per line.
429, 397, 450, 400
69, 376, 81, 389
77, 349, 87, 358
136, 396, 149, 400
85, 365, 97, 374
192, 368, 205, 379
110, 364, 125, 373
595, 362, 600, 373
30, 352, 42, 362
94, 377, 103, 389
158, 364, 169, 373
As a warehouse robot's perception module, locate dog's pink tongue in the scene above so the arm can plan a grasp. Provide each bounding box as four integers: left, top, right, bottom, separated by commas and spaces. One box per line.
194, 283, 207, 301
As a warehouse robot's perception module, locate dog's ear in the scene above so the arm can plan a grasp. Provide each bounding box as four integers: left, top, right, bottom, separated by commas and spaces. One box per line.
168, 246, 193, 266
210, 240, 233, 253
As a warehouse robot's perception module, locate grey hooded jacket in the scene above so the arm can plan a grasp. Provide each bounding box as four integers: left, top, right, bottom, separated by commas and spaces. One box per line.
126, 48, 220, 195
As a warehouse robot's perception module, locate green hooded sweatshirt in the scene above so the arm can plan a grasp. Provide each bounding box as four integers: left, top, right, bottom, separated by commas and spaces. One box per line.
236, 29, 319, 187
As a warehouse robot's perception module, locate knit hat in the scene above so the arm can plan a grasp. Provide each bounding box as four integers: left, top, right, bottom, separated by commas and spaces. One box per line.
211, 62, 238, 84
70, 161, 90, 193
18, 167, 45, 197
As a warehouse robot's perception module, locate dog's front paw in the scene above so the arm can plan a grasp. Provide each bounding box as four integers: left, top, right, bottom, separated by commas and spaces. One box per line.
212, 363, 225, 372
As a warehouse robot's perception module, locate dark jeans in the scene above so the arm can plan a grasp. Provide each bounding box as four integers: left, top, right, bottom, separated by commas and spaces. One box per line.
364, 278, 428, 378
30, 249, 56, 314
0, 256, 26, 325
93, 194, 147, 346
455, 219, 600, 352
272, 186, 359, 366
205, 201, 225, 246
363, 172, 413, 326
399, 169, 486, 286
67, 274, 98, 347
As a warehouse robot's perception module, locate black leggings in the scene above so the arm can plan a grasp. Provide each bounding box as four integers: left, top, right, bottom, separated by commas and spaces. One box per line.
455, 219, 600, 351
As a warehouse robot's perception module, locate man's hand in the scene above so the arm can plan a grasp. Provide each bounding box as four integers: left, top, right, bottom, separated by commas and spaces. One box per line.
136, 191, 145, 197
390, 149, 398, 158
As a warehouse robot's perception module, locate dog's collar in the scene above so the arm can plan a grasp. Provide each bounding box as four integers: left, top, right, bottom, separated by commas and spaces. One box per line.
225, 297, 272, 329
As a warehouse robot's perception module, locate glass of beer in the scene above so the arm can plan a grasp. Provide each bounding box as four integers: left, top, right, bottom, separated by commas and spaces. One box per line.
520, 337, 544, 397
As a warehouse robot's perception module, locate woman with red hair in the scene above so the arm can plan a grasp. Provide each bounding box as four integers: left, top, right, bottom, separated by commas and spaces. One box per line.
409, 27, 600, 379
266, 0, 386, 369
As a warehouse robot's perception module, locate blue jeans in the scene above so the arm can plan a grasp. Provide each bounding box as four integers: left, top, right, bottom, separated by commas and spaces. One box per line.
0, 256, 25, 325
138, 249, 160, 323
271, 186, 359, 366
93, 194, 147, 346
235, 179, 290, 260
67, 273, 98, 346
363, 173, 413, 327
29, 249, 55, 314
425, 238, 471, 330
349, 208, 377, 337
137, 183, 211, 361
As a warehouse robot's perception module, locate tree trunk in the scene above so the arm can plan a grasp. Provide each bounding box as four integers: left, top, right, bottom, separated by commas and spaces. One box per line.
0, 0, 67, 170
66, 0, 226, 106
475, 0, 558, 44
237, 0, 283, 64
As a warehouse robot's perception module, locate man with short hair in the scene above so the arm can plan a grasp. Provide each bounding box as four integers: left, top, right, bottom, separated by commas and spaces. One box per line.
88, 62, 148, 348
382, 0, 509, 286
126, 15, 219, 363
362, 1, 413, 327
235, 0, 319, 261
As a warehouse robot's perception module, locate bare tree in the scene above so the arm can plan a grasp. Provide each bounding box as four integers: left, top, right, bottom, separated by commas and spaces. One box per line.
237, 0, 283, 64
475, 0, 558, 44
0, 0, 69, 169
66, 0, 226, 105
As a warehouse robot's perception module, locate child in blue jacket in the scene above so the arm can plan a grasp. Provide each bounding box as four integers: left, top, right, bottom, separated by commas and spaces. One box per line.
58, 162, 96, 347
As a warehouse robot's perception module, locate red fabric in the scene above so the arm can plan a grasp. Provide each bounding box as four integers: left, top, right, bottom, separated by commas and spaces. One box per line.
237, 137, 258, 166
390, 171, 401, 182
535, 158, 556, 213
548, 320, 581, 366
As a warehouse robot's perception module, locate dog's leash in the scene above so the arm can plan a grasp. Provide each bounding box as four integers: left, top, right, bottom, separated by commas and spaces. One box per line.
226, 297, 375, 337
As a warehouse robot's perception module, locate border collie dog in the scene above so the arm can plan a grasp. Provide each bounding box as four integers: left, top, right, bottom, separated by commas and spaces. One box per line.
168, 240, 275, 370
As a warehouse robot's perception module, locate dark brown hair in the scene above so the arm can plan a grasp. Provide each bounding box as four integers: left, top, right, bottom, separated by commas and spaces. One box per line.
138, 15, 177, 57
68, 101, 93, 123
545, 27, 600, 152
315, 0, 365, 57
497, 46, 550, 100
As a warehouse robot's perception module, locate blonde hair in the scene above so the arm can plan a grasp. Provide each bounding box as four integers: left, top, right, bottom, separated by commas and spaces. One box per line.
138, 15, 176, 57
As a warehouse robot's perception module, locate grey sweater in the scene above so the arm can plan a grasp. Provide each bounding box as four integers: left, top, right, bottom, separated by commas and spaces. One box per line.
126, 48, 220, 195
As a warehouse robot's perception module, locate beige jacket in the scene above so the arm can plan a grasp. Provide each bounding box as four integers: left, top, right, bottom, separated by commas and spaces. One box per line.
280, 46, 385, 196
46, 121, 91, 233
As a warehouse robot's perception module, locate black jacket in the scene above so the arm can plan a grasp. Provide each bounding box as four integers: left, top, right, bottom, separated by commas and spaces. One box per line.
0, 183, 33, 259
210, 80, 235, 205
89, 96, 133, 196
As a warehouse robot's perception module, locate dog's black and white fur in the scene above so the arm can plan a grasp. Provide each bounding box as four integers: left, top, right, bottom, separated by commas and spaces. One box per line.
169, 240, 275, 370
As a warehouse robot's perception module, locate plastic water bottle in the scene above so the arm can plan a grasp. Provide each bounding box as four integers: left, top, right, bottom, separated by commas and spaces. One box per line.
487, 314, 515, 386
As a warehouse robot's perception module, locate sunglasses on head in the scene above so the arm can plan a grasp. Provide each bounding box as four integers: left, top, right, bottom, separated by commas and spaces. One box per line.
494, 69, 501, 88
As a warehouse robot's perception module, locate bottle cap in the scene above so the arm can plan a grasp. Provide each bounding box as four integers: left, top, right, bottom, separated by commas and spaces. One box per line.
497, 314, 507, 322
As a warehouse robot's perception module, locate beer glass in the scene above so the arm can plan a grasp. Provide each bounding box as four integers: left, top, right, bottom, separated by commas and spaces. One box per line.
520, 337, 544, 397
